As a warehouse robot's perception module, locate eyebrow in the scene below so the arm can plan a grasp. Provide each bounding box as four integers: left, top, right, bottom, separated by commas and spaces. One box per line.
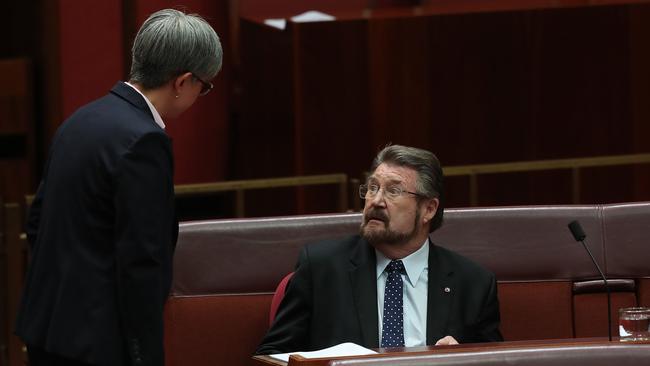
367, 177, 403, 185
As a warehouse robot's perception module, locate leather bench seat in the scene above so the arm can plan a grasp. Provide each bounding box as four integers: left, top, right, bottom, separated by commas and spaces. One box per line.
163, 203, 650, 366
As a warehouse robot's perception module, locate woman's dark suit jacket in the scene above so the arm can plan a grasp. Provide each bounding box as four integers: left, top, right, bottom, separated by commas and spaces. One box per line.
15, 82, 177, 366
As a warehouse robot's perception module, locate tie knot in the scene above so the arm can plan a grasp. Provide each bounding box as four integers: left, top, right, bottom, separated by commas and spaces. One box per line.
386, 260, 405, 275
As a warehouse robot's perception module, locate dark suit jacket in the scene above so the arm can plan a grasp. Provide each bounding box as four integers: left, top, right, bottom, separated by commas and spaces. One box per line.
15, 82, 178, 366
256, 235, 502, 354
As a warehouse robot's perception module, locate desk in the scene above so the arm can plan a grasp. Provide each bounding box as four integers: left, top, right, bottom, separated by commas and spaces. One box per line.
252, 339, 650, 366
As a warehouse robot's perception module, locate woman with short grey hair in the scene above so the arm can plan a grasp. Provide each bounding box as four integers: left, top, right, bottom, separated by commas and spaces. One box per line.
16, 8, 223, 366
129, 8, 223, 116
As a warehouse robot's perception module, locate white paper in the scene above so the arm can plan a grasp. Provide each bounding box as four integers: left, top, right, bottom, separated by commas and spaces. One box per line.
619, 325, 631, 337
264, 18, 287, 30
263, 10, 335, 31
290, 10, 336, 23
269, 342, 377, 362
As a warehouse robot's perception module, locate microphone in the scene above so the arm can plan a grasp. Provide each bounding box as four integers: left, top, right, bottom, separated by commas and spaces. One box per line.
568, 220, 612, 341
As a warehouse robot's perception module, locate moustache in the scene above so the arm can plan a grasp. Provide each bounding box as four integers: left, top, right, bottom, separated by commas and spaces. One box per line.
364, 209, 389, 224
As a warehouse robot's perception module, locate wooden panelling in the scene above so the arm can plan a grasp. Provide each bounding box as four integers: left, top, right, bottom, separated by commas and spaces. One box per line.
0, 59, 34, 203
2, 203, 28, 366
0, 197, 7, 366
238, 2, 650, 208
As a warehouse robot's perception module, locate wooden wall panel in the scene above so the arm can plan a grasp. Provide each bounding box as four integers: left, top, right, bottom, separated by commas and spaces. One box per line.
292, 21, 373, 177
235, 19, 299, 215
0, 59, 34, 203
132, 1, 232, 184
628, 5, 650, 200
237, 20, 295, 179
239, 2, 650, 209
0, 197, 6, 366
59, 1, 124, 119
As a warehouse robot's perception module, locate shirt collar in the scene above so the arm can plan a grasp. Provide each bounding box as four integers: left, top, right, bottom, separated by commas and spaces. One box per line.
124, 82, 165, 130
375, 238, 430, 288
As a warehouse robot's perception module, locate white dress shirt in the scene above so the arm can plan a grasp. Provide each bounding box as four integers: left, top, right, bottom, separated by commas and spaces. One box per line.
125, 82, 165, 130
376, 239, 429, 346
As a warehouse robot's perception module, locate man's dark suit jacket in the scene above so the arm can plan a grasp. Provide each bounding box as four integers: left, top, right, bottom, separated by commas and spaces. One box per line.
256, 235, 502, 354
15, 82, 178, 366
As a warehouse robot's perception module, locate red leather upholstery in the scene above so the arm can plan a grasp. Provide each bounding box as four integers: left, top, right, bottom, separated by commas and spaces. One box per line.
164, 294, 270, 366
269, 272, 294, 326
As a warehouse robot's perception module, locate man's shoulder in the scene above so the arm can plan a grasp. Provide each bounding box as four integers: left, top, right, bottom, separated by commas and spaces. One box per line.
431, 243, 495, 279
304, 235, 363, 257
296, 234, 371, 278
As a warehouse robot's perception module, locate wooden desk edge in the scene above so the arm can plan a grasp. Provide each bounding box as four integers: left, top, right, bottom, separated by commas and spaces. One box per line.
252, 355, 288, 366
251, 338, 650, 366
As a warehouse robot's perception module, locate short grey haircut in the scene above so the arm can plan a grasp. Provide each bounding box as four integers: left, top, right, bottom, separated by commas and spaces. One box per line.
129, 9, 223, 89
369, 144, 445, 232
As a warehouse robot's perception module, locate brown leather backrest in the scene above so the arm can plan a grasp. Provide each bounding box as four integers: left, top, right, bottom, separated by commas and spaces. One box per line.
602, 202, 650, 308
172, 204, 620, 295
602, 202, 650, 278
172, 213, 361, 295
428, 206, 604, 340
431, 205, 604, 281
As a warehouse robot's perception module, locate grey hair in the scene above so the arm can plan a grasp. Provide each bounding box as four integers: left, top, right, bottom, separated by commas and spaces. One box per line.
129, 8, 223, 89
370, 144, 445, 232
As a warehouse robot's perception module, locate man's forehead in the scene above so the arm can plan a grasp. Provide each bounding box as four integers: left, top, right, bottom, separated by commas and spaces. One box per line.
369, 163, 417, 184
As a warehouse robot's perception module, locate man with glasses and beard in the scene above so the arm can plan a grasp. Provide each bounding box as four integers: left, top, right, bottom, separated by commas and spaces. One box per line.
256, 144, 502, 355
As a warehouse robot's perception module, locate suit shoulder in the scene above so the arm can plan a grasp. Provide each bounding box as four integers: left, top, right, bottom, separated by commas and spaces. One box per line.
302, 235, 361, 262
70, 92, 163, 136
432, 244, 495, 279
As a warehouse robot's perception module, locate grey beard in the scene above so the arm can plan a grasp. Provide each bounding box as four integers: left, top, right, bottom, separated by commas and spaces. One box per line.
360, 209, 420, 246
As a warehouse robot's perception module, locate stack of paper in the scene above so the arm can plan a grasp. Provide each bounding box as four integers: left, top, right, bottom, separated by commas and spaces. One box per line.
269, 342, 378, 362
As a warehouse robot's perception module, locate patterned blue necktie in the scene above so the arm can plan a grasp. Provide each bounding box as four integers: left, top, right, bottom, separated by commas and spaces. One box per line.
381, 259, 405, 347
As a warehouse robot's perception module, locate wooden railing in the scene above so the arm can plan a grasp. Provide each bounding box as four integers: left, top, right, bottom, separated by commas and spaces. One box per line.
444, 153, 650, 206
24, 173, 353, 218
22, 154, 650, 213
175, 173, 350, 217
1, 202, 28, 366
177, 154, 650, 212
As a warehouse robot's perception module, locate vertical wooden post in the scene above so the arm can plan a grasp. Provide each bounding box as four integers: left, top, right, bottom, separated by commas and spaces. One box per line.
338, 175, 348, 212
469, 173, 479, 207
350, 178, 361, 212
235, 190, 245, 218
4, 203, 27, 366
572, 167, 581, 204
0, 198, 8, 366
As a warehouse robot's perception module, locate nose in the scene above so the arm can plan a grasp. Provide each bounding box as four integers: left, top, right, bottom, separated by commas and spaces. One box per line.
367, 188, 387, 208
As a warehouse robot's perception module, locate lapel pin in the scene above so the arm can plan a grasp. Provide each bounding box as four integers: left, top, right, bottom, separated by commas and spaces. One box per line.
444, 287, 451, 293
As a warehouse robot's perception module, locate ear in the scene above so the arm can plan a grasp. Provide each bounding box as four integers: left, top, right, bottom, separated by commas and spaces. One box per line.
173, 72, 194, 94
421, 197, 439, 224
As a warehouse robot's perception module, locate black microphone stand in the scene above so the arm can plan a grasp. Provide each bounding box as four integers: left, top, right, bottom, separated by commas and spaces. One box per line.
568, 221, 612, 342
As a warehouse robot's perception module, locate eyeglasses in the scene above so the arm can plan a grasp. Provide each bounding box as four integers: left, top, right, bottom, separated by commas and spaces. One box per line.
359, 184, 422, 201
192, 74, 213, 96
